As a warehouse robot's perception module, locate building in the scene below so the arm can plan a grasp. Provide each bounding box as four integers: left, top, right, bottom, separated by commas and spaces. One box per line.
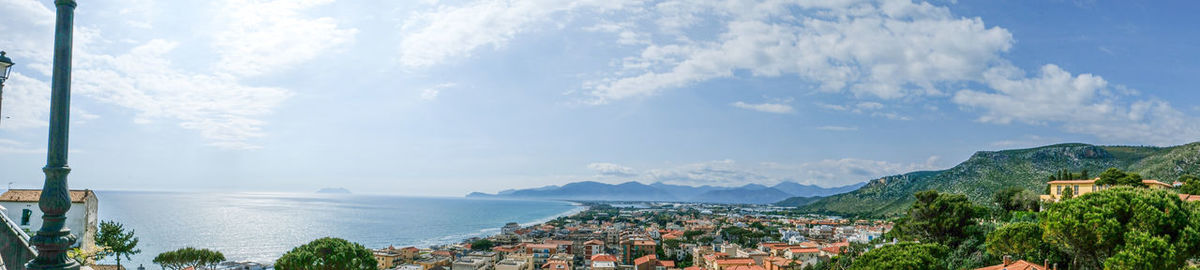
377, 250, 404, 269
503, 222, 522, 235
0, 189, 99, 250
1040, 178, 1172, 201
620, 239, 655, 265
583, 239, 605, 262
632, 255, 674, 270
590, 254, 619, 270
974, 256, 1049, 270
453, 256, 493, 270
496, 257, 531, 270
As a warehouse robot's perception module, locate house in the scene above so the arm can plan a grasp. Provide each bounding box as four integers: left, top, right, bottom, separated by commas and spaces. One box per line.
1040, 178, 1172, 201
377, 250, 404, 269
541, 259, 570, 270
590, 254, 619, 270
709, 258, 754, 270
453, 256, 493, 270
496, 257, 531, 270
503, 222, 522, 235
784, 248, 819, 262
1181, 194, 1200, 202
0, 189, 98, 250
632, 255, 675, 270
524, 243, 559, 265
974, 256, 1049, 270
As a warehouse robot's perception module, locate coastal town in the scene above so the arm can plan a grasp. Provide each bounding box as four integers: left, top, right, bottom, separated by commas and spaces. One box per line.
367, 202, 888, 270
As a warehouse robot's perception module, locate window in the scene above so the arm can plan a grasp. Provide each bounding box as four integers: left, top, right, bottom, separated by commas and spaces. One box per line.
21, 209, 32, 226
1057, 185, 1062, 195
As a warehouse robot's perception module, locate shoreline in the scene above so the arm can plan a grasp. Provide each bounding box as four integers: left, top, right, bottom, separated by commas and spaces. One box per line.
410, 200, 588, 249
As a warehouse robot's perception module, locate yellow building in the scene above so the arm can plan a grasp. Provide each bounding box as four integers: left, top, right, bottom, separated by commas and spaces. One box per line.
1040, 178, 1172, 202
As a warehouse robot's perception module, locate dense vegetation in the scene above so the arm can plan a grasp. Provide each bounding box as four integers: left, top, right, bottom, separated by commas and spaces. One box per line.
275, 237, 376, 270
152, 247, 226, 270
818, 171, 1200, 270
799, 143, 1200, 217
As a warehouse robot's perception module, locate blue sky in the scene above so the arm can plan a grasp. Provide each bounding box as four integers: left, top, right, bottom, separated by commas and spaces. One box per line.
1, 0, 1198, 196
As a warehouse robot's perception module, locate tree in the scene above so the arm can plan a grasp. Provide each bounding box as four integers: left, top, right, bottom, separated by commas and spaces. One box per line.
1117, 173, 1147, 187
276, 237, 376, 270
994, 188, 1040, 213
985, 222, 1066, 266
1180, 174, 1200, 195
1096, 168, 1126, 186
1061, 186, 1074, 200
848, 242, 948, 270
895, 190, 982, 248
470, 239, 494, 251
1041, 187, 1200, 269
153, 247, 226, 270
95, 220, 140, 269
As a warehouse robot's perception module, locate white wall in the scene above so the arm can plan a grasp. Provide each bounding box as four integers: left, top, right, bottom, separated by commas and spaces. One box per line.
0, 201, 90, 247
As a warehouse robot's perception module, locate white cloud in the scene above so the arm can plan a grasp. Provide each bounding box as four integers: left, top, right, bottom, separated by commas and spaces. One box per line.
420, 83, 457, 101
588, 0, 1013, 102
732, 101, 794, 114
398, 0, 638, 68
73, 39, 292, 149
816, 125, 858, 131
0, 0, 352, 149
0, 138, 42, 154
587, 162, 638, 177
214, 0, 358, 77
953, 64, 1200, 145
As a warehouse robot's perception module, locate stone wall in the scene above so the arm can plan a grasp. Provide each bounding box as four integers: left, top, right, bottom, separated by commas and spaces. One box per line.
0, 206, 35, 270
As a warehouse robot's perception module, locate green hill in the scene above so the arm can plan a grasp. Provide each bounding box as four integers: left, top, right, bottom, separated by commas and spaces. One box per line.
796, 142, 1200, 218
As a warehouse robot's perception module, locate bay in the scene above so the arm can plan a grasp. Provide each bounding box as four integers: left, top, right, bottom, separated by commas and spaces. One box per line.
92, 191, 581, 267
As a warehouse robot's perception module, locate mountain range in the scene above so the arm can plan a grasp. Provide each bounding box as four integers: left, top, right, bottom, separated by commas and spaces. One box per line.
467, 180, 865, 204
796, 142, 1200, 217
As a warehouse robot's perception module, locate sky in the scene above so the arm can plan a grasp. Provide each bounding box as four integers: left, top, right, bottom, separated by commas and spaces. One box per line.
1, 0, 1199, 196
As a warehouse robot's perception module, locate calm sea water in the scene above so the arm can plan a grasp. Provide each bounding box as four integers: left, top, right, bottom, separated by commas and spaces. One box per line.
92, 191, 582, 267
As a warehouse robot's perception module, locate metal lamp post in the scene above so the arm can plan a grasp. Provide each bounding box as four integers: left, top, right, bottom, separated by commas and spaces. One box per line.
0, 50, 13, 127
27, 0, 80, 269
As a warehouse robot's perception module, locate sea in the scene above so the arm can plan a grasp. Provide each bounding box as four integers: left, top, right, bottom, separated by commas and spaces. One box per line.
91, 191, 583, 267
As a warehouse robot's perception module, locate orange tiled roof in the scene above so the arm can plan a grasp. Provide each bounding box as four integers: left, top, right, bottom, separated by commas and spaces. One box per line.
789, 248, 820, 254
0, 189, 94, 203
634, 255, 657, 265
974, 260, 1048, 270
657, 261, 675, 267
1180, 194, 1200, 202
726, 265, 765, 270
714, 258, 755, 265
584, 239, 605, 245
592, 254, 618, 262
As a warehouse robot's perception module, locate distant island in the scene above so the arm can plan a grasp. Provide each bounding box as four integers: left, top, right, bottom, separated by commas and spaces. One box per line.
316, 187, 352, 194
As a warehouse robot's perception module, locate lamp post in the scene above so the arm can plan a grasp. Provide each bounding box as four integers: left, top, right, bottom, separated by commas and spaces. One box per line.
27, 0, 80, 269
0, 50, 13, 127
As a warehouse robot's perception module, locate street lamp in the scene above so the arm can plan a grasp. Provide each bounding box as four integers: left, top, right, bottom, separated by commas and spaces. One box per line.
27, 0, 81, 269
0, 50, 13, 127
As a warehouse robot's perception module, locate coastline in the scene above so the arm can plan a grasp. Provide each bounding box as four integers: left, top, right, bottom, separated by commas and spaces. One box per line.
415, 200, 588, 248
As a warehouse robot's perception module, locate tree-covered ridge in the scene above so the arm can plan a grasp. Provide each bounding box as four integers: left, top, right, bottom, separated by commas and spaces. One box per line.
798, 142, 1200, 217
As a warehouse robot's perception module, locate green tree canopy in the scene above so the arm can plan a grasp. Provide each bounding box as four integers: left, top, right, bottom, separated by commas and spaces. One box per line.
276, 237, 376, 270
95, 220, 140, 269
470, 239, 494, 251
1096, 167, 1126, 186
984, 222, 1066, 266
1179, 174, 1200, 195
994, 187, 1040, 213
1061, 186, 1074, 199
848, 242, 948, 270
894, 190, 983, 248
1041, 187, 1200, 269
152, 247, 226, 270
